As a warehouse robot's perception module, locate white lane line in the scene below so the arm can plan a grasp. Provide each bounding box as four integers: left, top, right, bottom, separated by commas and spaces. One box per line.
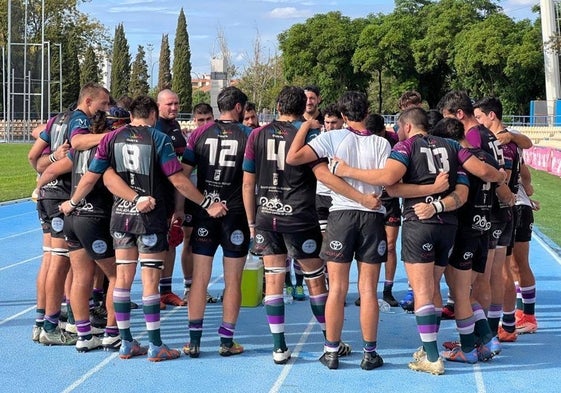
269, 316, 316, 393
0, 228, 41, 241
473, 363, 487, 393
62, 275, 224, 392
0, 255, 42, 271
0, 211, 36, 222
0, 305, 35, 325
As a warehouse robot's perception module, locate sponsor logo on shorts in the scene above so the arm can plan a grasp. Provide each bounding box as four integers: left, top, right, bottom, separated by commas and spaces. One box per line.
141, 234, 157, 247
113, 232, 125, 239
51, 217, 64, 233
422, 243, 433, 252
230, 230, 244, 246
302, 239, 317, 254
92, 240, 108, 255
529, 223, 533, 231
463, 252, 474, 260
330, 241, 343, 251
492, 229, 502, 239
378, 240, 387, 256
255, 234, 265, 244
198, 227, 209, 237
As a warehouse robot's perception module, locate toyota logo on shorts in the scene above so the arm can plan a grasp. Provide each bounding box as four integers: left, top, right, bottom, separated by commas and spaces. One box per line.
330, 241, 343, 251
255, 234, 265, 244
422, 243, 433, 251
463, 252, 474, 260
492, 230, 502, 239
198, 228, 209, 237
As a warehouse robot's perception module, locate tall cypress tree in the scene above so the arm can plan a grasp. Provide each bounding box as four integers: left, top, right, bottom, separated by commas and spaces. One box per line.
63, 39, 81, 110
172, 8, 192, 112
110, 23, 131, 99
80, 46, 101, 86
129, 45, 150, 98
158, 34, 172, 91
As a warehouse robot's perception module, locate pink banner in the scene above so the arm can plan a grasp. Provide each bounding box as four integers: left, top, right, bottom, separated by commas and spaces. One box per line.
524, 146, 561, 176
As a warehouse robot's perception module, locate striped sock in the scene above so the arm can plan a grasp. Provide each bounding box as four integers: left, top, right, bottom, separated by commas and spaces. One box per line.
159, 276, 172, 294
113, 287, 132, 342
515, 281, 523, 310
488, 303, 503, 335
66, 301, 75, 324
324, 339, 339, 353
520, 285, 536, 315
104, 325, 119, 336
415, 304, 438, 361
472, 302, 493, 345
35, 308, 45, 327
264, 294, 287, 351
363, 341, 377, 353
189, 319, 203, 346
43, 311, 61, 332
143, 294, 161, 346
502, 310, 516, 333
219, 321, 236, 346
456, 315, 476, 352
76, 319, 92, 340
309, 292, 327, 332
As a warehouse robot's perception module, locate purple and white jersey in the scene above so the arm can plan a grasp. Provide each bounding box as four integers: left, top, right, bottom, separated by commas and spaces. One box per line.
308, 127, 389, 213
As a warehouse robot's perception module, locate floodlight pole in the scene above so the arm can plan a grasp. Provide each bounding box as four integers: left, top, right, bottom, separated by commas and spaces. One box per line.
541, 0, 561, 125
41, 0, 45, 121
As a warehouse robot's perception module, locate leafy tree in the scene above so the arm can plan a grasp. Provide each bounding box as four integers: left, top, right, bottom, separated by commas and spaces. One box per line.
129, 45, 150, 98
172, 8, 192, 112
80, 46, 101, 85
278, 11, 370, 104
110, 23, 131, 100
192, 89, 210, 107
158, 34, 172, 91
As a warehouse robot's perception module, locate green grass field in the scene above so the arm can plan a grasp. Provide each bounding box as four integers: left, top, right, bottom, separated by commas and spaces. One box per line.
0, 143, 559, 246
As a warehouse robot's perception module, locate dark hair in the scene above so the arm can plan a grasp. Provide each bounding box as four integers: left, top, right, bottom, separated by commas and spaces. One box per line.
365, 113, 386, 135
430, 117, 465, 141
473, 96, 503, 120
116, 95, 133, 110
217, 86, 248, 112
245, 102, 256, 112
398, 90, 422, 110
277, 86, 306, 116
437, 90, 474, 117
193, 102, 213, 115
323, 103, 342, 119
90, 110, 108, 134
398, 107, 429, 132
304, 85, 320, 97
427, 109, 443, 132
338, 91, 368, 122
130, 95, 159, 120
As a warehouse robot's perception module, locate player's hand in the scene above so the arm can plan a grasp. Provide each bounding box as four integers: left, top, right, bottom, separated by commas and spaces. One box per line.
54, 141, 70, 161
530, 199, 540, 211
360, 193, 382, 210
495, 131, 512, 145
432, 172, 449, 194
413, 202, 436, 220
329, 157, 349, 177
136, 196, 155, 213
59, 200, 75, 215
206, 202, 228, 218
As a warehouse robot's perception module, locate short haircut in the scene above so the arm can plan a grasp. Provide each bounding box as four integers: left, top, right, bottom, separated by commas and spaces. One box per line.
193, 102, 213, 115
130, 95, 159, 120
245, 102, 256, 112
473, 97, 503, 120
116, 95, 133, 110
217, 86, 248, 112
78, 82, 109, 105
323, 103, 342, 119
437, 90, 474, 117
398, 90, 422, 110
338, 91, 368, 122
90, 110, 108, 134
398, 107, 429, 132
430, 117, 465, 141
365, 113, 386, 135
277, 86, 306, 116
157, 89, 178, 104
427, 109, 444, 132
304, 85, 320, 97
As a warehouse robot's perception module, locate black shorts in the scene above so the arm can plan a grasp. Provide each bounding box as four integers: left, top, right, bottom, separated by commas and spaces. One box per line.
321, 210, 387, 264
490, 219, 513, 248
37, 199, 66, 239
401, 220, 457, 266
383, 197, 401, 227
112, 232, 168, 254
253, 226, 323, 260
190, 213, 250, 258
182, 199, 199, 228
64, 215, 115, 260
449, 232, 489, 273
514, 205, 533, 243
36, 200, 50, 234
316, 194, 332, 231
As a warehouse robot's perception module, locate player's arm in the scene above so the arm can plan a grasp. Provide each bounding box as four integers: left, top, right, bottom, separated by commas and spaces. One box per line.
312, 163, 381, 210
519, 163, 533, 196
242, 171, 257, 236
59, 170, 102, 215
167, 171, 226, 218
36, 156, 73, 188
496, 130, 533, 149
71, 132, 106, 151
413, 183, 468, 220
286, 119, 322, 165
386, 171, 449, 198
102, 168, 155, 213
462, 154, 507, 184
333, 158, 406, 187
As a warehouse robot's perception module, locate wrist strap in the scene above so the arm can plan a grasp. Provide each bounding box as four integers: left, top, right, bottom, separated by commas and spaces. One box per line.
200, 196, 212, 209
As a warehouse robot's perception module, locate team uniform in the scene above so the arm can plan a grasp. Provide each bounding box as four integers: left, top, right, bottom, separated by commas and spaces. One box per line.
307, 127, 390, 264
390, 134, 470, 266
380, 130, 401, 227
243, 120, 324, 258
182, 120, 252, 258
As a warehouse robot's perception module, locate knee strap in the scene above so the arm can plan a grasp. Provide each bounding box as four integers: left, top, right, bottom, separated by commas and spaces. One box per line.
140, 259, 164, 270
51, 248, 69, 258
302, 265, 325, 280
264, 266, 287, 275
42, 246, 52, 253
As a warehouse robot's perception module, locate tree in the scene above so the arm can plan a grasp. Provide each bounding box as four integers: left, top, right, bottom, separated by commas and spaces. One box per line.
80, 46, 101, 86
158, 34, 172, 91
62, 38, 81, 110
110, 23, 131, 100
192, 89, 210, 106
278, 11, 370, 104
129, 45, 150, 97
172, 8, 192, 112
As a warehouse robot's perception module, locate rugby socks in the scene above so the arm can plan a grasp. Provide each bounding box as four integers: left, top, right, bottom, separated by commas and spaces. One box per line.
35, 308, 45, 328
218, 321, 236, 347
363, 341, 377, 353
105, 325, 119, 337
184, 278, 192, 291
472, 302, 493, 345
189, 319, 203, 346
264, 294, 287, 351
488, 303, 503, 335
159, 276, 172, 294
43, 311, 61, 332
309, 292, 327, 332
324, 339, 339, 353
143, 294, 162, 346
92, 288, 104, 305
284, 258, 293, 287
456, 315, 476, 352
113, 287, 133, 342
515, 281, 523, 310
66, 301, 75, 324
293, 261, 304, 287
76, 319, 92, 340
383, 280, 394, 293
501, 310, 516, 333
520, 285, 536, 315
415, 304, 438, 362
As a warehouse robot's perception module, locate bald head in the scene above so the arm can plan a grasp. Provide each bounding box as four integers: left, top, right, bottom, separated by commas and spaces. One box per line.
157, 89, 179, 120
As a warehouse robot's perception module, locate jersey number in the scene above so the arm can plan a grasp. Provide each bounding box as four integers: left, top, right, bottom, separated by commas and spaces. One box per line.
205, 138, 238, 167
420, 146, 450, 173
487, 140, 505, 166
121, 144, 141, 172
267, 139, 286, 171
